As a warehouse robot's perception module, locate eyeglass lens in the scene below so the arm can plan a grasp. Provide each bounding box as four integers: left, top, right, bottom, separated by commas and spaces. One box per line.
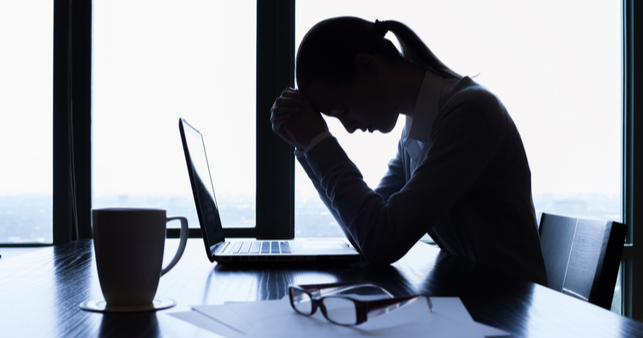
321, 297, 357, 325
291, 288, 359, 325
291, 288, 314, 315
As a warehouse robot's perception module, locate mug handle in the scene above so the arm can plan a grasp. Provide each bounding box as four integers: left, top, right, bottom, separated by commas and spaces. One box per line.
161, 216, 189, 276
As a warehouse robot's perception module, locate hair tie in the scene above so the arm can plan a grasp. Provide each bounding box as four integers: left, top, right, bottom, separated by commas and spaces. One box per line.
374, 19, 388, 37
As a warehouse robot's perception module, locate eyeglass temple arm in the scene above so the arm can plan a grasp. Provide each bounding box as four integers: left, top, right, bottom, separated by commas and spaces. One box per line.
298, 283, 395, 298
360, 294, 432, 323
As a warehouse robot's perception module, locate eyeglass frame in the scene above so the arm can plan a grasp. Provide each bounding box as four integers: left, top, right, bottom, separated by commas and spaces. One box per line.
288, 282, 432, 326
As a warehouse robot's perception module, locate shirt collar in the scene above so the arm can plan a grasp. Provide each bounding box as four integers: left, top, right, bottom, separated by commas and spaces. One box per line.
404, 71, 444, 143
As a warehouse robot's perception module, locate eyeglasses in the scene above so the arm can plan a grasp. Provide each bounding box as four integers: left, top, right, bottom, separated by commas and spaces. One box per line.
288, 282, 432, 326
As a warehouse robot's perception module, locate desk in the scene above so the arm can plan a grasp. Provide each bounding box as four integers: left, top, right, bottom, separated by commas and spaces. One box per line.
1, 239, 642, 337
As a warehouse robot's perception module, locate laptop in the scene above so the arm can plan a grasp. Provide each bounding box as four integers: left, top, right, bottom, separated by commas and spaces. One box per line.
179, 118, 361, 265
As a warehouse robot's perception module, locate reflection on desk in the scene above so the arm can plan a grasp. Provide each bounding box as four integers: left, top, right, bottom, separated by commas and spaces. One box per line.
0, 239, 641, 337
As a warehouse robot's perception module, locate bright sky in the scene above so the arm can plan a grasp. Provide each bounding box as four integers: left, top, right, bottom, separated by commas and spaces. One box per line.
0, 0, 621, 200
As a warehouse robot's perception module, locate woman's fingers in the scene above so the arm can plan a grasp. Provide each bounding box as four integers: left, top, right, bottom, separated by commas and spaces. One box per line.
271, 88, 306, 129
271, 87, 328, 150
270, 88, 307, 147
280, 87, 302, 98
282, 94, 328, 149
271, 115, 291, 134
271, 91, 302, 116
271, 105, 300, 131
274, 96, 301, 108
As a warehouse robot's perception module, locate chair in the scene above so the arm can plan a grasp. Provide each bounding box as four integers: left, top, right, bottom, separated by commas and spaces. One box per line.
538, 213, 626, 309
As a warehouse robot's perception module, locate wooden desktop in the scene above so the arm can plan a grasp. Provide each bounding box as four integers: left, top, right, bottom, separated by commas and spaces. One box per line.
1, 238, 642, 337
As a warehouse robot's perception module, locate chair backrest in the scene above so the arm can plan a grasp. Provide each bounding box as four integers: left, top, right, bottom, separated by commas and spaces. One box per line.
538, 213, 626, 309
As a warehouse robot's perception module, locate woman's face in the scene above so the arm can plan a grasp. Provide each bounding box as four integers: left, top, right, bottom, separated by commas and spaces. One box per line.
303, 76, 401, 134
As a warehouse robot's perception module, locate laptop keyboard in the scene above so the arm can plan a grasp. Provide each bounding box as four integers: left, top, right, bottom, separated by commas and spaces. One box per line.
230, 241, 291, 254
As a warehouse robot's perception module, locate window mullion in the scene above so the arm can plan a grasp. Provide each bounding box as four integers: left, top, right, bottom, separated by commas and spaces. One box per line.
623, 0, 642, 320
254, 0, 295, 239
53, 0, 92, 244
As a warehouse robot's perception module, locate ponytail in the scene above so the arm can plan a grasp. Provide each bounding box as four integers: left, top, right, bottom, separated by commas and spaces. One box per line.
296, 17, 460, 92
375, 20, 461, 79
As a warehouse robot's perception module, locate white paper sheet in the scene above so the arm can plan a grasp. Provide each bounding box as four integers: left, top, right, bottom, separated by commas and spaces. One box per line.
168, 297, 511, 337
192, 303, 254, 334
168, 310, 246, 338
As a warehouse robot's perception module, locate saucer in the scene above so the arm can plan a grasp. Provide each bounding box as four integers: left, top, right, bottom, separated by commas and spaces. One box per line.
80, 297, 176, 313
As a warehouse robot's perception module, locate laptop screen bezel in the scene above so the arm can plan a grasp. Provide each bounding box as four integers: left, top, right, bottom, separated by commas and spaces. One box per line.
179, 118, 225, 262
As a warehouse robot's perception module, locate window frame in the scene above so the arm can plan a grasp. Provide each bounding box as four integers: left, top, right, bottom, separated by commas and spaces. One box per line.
50, 0, 296, 241
622, 0, 642, 320
38, 0, 643, 321
252, 0, 296, 239
52, 0, 92, 244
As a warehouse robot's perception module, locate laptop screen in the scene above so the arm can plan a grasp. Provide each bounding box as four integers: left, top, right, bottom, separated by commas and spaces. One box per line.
179, 118, 224, 259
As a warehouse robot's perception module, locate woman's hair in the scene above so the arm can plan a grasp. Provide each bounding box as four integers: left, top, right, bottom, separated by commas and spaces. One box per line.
296, 16, 460, 91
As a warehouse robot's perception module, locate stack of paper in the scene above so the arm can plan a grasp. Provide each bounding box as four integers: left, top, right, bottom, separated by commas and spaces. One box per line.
168, 296, 510, 337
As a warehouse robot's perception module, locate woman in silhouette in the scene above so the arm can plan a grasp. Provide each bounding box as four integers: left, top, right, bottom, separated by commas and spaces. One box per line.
271, 17, 547, 285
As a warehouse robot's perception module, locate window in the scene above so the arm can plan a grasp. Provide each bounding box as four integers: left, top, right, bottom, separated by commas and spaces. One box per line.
295, 0, 622, 235
93, 1, 257, 231
0, 1, 53, 244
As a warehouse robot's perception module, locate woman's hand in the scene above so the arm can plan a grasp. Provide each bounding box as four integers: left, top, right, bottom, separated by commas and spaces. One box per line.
270, 88, 328, 150
270, 88, 302, 148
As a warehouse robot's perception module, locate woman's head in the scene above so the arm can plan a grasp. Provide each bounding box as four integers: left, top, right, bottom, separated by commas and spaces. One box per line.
296, 17, 460, 92
296, 17, 460, 134
296, 17, 399, 92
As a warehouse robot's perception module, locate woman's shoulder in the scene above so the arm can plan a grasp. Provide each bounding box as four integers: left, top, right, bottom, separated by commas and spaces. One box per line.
448, 77, 503, 108
443, 76, 507, 117
436, 76, 511, 133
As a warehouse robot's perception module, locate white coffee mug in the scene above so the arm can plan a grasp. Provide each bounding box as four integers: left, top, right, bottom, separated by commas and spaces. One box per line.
92, 208, 188, 306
